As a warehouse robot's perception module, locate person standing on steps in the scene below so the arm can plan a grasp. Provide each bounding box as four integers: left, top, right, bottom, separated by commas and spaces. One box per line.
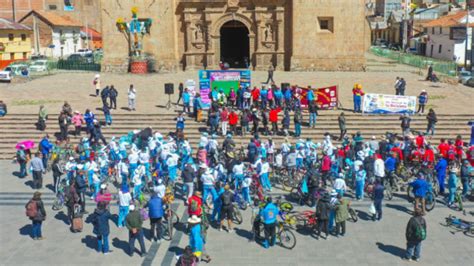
417, 90, 428, 114
109, 85, 118, 109
25, 191, 46, 240
37, 105, 48, 131
403, 209, 427, 262
425, 108, 437, 136
177, 82, 184, 105
100, 85, 110, 108
93, 74, 101, 96
128, 85, 136, 111
265, 65, 275, 84
398, 78, 406, 96
126, 205, 147, 257
338, 112, 347, 140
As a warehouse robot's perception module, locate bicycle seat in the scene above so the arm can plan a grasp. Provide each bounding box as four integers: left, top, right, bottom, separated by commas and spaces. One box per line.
279, 202, 294, 212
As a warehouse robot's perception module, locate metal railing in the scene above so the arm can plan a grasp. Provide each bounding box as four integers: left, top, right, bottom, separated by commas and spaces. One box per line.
370, 46, 457, 76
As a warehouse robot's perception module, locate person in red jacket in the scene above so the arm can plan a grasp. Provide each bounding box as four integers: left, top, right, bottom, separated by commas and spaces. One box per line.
423, 145, 435, 166
321, 152, 332, 186
391, 143, 404, 162
415, 133, 425, 149
251, 87, 260, 106
438, 138, 449, 158
188, 191, 203, 218
455, 135, 464, 161
228, 110, 239, 135
269, 107, 281, 135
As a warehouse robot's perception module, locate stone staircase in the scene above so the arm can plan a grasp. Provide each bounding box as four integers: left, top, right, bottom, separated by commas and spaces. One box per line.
0, 112, 471, 159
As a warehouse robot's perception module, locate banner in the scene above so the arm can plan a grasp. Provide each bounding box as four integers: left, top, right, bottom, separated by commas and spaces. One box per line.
362, 93, 416, 114
300, 86, 338, 110
199, 70, 251, 107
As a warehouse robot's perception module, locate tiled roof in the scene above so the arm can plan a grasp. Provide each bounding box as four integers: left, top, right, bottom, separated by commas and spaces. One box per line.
0, 18, 31, 31
19, 10, 82, 27
423, 11, 473, 28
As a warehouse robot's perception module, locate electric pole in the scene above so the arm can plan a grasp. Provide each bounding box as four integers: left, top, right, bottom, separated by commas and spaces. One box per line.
12, 0, 16, 22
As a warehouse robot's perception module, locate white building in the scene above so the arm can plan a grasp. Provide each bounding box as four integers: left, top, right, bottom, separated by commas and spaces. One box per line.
424, 10, 473, 65
18, 10, 82, 58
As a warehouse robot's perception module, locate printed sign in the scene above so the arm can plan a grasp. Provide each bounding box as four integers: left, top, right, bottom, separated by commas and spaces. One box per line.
199, 70, 251, 107
362, 93, 416, 114
300, 86, 338, 110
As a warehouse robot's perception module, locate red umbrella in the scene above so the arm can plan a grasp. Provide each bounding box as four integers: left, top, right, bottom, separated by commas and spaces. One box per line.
15, 140, 35, 150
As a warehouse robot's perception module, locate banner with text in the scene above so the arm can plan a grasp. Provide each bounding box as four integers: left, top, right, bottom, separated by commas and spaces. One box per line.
300, 86, 338, 110
362, 93, 416, 114
199, 70, 251, 107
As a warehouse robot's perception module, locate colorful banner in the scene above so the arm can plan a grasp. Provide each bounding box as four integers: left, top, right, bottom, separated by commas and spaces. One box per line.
199, 70, 251, 107
300, 86, 338, 110
362, 93, 417, 114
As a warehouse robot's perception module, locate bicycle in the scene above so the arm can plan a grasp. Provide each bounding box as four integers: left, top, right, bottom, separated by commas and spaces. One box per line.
231, 203, 243, 224
161, 204, 180, 241
233, 189, 248, 210
52, 179, 68, 211
407, 183, 436, 212
441, 215, 474, 237
252, 213, 297, 249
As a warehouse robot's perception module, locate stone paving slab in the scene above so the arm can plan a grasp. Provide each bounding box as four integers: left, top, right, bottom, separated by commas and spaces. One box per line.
0, 160, 473, 266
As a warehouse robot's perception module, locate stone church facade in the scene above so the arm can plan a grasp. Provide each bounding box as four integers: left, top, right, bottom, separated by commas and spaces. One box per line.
100, 0, 369, 73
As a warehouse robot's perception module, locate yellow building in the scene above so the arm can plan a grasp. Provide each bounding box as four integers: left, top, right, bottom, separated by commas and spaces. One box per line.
0, 18, 32, 64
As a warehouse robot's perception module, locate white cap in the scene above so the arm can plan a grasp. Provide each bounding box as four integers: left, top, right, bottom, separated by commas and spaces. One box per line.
100, 184, 107, 189
95, 74, 100, 78
129, 205, 135, 211
69, 157, 74, 161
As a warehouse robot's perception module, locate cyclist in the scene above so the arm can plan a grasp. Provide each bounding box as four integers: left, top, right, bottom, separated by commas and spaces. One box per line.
258, 197, 278, 248
409, 174, 429, 214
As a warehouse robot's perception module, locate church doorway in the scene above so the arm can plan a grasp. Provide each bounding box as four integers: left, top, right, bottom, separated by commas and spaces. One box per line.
220, 20, 249, 68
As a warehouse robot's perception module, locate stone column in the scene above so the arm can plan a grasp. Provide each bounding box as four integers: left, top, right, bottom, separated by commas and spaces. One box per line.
275, 7, 285, 71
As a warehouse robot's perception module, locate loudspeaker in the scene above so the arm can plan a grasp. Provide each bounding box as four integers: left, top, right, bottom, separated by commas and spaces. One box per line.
165, 83, 174, 95
281, 83, 290, 89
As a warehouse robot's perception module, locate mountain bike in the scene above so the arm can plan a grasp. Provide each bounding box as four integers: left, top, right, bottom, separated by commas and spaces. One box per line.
441, 215, 474, 237
407, 183, 436, 212
52, 179, 68, 211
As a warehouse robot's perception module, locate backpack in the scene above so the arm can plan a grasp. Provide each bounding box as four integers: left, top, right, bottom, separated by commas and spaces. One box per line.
414, 218, 426, 241
26, 200, 38, 218
190, 198, 199, 213
222, 191, 232, 206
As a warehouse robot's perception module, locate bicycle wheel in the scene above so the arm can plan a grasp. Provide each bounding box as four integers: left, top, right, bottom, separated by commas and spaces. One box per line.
348, 208, 358, 223
385, 188, 393, 201
161, 220, 172, 241
425, 191, 436, 212
169, 210, 180, 226
407, 187, 415, 202
289, 187, 301, 204
52, 197, 62, 211
232, 207, 243, 225
278, 227, 297, 249
464, 226, 474, 237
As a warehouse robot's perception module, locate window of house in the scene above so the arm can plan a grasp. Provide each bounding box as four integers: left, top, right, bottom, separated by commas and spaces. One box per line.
432, 27, 435, 34
21, 34, 26, 41
439, 27, 442, 34
48, 4, 57, 10
10, 53, 15, 60
85, 0, 93, 5
8, 34, 14, 41
318, 17, 334, 33
23, 52, 27, 59
438, 44, 442, 53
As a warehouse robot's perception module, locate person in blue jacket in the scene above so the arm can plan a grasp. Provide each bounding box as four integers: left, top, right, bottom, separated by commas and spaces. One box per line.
188, 215, 211, 262
409, 174, 429, 214
435, 155, 448, 195
447, 164, 458, 207
259, 197, 278, 248
211, 182, 224, 223
182, 88, 191, 113
89, 201, 112, 254
39, 135, 53, 169
146, 189, 164, 243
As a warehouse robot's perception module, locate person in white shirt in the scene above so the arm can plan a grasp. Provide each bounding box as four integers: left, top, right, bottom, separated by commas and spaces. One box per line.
117, 157, 129, 184
260, 160, 271, 191
373, 155, 385, 179
333, 173, 347, 196
132, 164, 145, 199
84, 158, 97, 188
232, 160, 245, 188
200, 165, 217, 205
118, 184, 132, 227
154, 179, 166, 199
139, 148, 151, 178
128, 85, 136, 111
241, 175, 252, 204
128, 150, 139, 177
167, 153, 179, 182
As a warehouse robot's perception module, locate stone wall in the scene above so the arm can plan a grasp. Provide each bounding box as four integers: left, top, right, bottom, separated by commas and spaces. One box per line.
100, 0, 179, 73
290, 0, 369, 71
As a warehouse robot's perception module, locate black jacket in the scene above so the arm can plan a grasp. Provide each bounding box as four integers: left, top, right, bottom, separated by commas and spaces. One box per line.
316, 196, 330, 220
406, 216, 426, 242
89, 208, 111, 236
109, 87, 118, 98
182, 165, 195, 183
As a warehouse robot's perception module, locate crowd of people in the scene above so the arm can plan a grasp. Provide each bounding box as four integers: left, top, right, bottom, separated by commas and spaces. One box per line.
18, 78, 474, 264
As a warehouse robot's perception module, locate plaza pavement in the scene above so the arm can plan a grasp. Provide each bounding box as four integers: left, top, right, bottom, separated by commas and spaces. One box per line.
0, 160, 473, 266
1, 53, 474, 116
